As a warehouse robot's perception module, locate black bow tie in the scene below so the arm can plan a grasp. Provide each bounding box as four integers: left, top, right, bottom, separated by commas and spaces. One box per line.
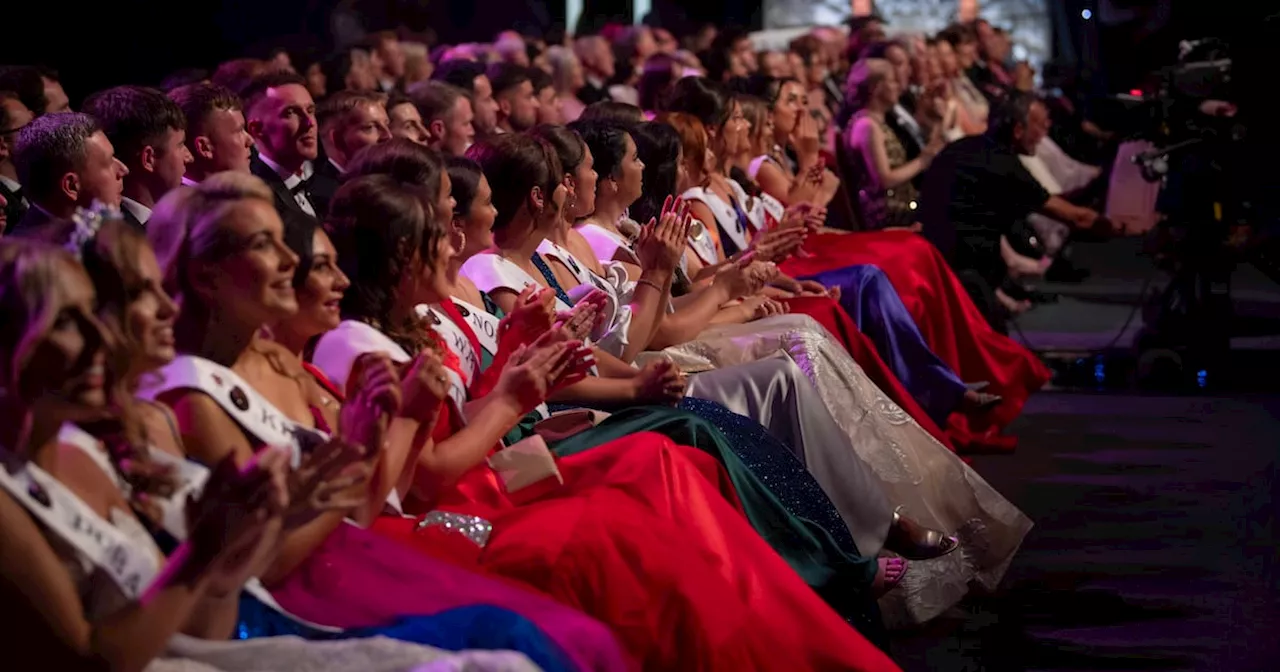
289, 177, 310, 195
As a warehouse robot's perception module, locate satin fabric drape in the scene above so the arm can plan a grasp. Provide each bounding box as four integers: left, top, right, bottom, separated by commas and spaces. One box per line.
783, 230, 1052, 452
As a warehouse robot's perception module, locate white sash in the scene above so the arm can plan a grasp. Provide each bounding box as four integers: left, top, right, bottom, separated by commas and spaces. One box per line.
451, 298, 500, 356
459, 254, 572, 312
757, 193, 786, 231
440, 298, 551, 424
138, 356, 317, 466
575, 223, 640, 266
414, 305, 475, 416
0, 443, 160, 600
685, 218, 721, 265
682, 186, 751, 255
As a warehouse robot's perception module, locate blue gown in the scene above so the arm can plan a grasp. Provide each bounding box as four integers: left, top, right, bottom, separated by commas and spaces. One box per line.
236, 594, 577, 672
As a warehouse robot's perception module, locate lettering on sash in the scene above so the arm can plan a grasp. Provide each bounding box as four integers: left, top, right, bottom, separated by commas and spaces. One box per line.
454, 299, 500, 356
0, 457, 160, 600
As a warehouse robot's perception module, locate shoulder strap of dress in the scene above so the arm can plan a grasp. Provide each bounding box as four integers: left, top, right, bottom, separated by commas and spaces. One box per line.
748, 155, 772, 180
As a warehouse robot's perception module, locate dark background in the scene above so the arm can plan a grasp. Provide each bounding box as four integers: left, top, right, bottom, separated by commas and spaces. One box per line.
1, 1, 1273, 106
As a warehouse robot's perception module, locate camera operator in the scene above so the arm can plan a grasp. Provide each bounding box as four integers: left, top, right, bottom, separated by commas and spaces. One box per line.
918, 91, 1112, 330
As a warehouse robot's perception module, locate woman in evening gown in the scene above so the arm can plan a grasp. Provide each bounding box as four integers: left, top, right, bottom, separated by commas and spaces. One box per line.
559, 117, 1032, 624
140, 173, 634, 671
0, 234, 538, 672
307, 151, 902, 669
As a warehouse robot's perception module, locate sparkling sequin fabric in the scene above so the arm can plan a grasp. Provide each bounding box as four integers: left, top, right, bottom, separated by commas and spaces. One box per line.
416, 512, 494, 548
663, 313, 1034, 626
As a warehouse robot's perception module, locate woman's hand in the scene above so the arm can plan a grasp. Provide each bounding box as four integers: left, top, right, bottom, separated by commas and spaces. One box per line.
399, 349, 451, 422
555, 297, 605, 341
283, 436, 374, 528
185, 448, 289, 583
782, 202, 827, 231
791, 110, 822, 163
797, 279, 840, 300
747, 226, 808, 263
497, 286, 557, 351
341, 352, 401, 448
636, 195, 693, 272
713, 259, 772, 299
741, 295, 788, 320
631, 359, 686, 405
496, 335, 595, 413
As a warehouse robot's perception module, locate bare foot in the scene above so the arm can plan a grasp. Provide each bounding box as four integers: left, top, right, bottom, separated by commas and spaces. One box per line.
873, 557, 908, 597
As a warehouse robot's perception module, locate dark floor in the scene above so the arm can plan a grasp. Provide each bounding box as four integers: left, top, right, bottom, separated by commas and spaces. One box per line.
893, 240, 1280, 671
894, 391, 1280, 672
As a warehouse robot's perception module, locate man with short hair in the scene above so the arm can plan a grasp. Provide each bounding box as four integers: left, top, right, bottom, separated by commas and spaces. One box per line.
241, 71, 321, 219
433, 60, 499, 137
312, 90, 390, 214
487, 63, 539, 134
0, 91, 35, 230
407, 81, 476, 157
369, 31, 407, 92
572, 36, 615, 105
386, 93, 429, 145
39, 67, 71, 113
168, 82, 255, 184
82, 86, 193, 228
10, 112, 127, 235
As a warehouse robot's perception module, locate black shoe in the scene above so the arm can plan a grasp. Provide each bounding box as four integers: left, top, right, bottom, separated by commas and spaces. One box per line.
1045, 256, 1091, 283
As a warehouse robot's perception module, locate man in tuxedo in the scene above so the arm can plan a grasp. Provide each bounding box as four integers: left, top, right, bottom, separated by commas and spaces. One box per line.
313, 90, 390, 214
433, 60, 499, 139
487, 64, 539, 134
10, 112, 127, 236
82, 86, 193, 229
241, 71, 321, 220
0, 91, 35, 233
168, 82, 255, 184
407, 80, 476, 157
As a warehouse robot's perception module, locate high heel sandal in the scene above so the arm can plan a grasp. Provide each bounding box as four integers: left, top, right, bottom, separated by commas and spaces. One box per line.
884, 507, 960, 561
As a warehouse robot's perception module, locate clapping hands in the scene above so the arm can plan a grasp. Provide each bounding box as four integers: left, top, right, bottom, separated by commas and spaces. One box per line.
636, 195, 694, 273
496, 333, 596, 413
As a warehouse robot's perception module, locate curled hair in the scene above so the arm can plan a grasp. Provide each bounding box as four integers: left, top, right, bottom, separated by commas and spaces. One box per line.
26, 220, 179, 516
528, 124, 586, 176
629, 121, 682, 224
324, 174, 441, 356
147, 172, 276, 351
465, 134, 562, 232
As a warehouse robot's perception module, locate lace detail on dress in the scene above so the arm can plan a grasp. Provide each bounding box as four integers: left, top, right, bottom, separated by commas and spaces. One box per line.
659, 313, 1033, 626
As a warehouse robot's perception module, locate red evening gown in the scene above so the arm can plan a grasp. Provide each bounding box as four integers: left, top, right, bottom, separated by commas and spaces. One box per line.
783, 230, 1052, 452
364, 366, 899, 671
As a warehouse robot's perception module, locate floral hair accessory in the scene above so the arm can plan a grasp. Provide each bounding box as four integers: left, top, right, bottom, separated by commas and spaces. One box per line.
64, 201, 122, 259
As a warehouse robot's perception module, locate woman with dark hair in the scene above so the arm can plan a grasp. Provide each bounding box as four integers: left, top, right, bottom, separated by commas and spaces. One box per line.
32, 207, 552, 671
577, 100, 645, 125
141, 173, 623, 672
315, 159, 900, 672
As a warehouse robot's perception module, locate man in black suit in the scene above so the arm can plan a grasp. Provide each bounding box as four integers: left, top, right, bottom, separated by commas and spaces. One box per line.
314, 89, 391, 214
81, 86, 193, 229
9, 112, 127, 236
0, 91, 35, 234
241, 71, 322, 221
168, 82, 256, 185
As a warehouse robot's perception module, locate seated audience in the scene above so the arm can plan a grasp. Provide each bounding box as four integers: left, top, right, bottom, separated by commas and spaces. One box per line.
10, 112, 127, 235
82, 86, 193, 228
0, 91, 34, 229
407, 80, 476, 156
168, 82, 255, 183
242, 71, 323, 219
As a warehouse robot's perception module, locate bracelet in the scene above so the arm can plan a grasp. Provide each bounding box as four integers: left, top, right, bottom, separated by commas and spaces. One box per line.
636, 278, 664, 293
